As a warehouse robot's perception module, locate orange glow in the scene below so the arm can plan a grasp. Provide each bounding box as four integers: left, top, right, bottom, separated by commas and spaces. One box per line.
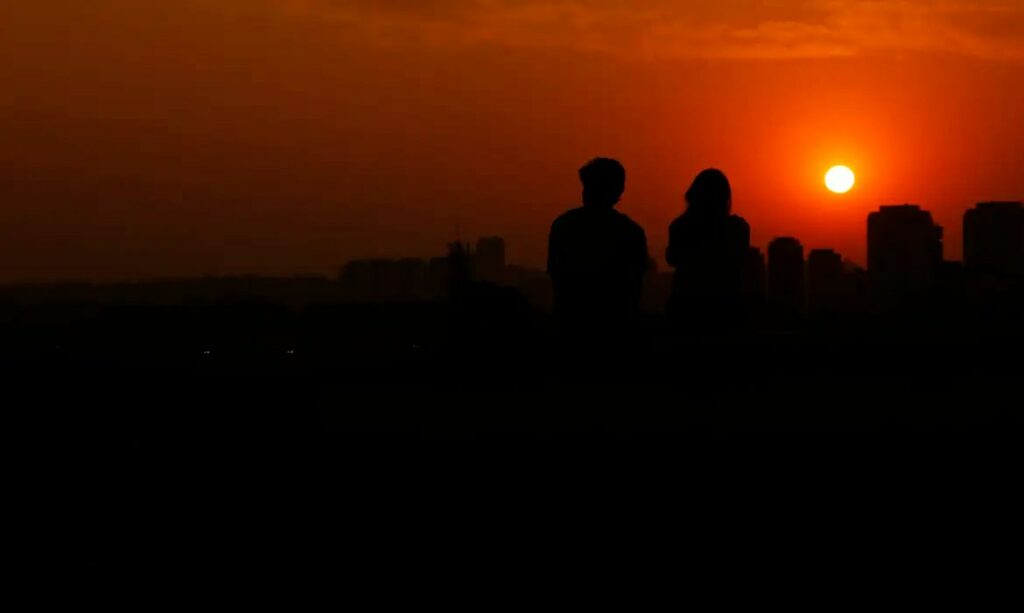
0, 2, 1022, 280
826, 166, 856, 194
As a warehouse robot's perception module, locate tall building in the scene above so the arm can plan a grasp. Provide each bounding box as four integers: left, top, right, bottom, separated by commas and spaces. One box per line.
842, 261, 869, 314
475, 237, 507, 285
963, 201, 1024, 277
867, 205, 943, 304
768, 237, 805, 314
446, 241, 474, 289
807, 249, 844, 314
743, 246, 767, 302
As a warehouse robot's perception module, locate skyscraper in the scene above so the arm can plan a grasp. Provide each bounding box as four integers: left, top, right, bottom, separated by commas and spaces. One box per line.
963, 201, 1024, 277
867, 205, 943, 305
447, 241, 473, 289
807, 249, 844, 314
768, 237, 805, 315
475, 237, 507, 284
743, 246, 767, 302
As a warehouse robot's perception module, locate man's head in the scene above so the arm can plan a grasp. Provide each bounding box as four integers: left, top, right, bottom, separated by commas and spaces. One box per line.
579, 158, 625, 209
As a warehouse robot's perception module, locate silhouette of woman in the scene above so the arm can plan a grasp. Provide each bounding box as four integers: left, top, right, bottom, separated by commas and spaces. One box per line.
666, 169, 751, 331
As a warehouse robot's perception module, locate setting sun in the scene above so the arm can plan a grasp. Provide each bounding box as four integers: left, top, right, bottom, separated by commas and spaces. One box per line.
825, 166, 856, 194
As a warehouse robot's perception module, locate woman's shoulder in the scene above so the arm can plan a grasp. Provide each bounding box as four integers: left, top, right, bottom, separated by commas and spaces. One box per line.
669, 213, 692, 232
728, 214, 750, 233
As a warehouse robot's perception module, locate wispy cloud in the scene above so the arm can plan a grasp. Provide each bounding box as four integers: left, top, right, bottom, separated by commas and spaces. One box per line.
282, 0, 1024, 60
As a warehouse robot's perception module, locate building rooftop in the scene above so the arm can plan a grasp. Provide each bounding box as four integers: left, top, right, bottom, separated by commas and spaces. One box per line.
970, 201, 1023, 212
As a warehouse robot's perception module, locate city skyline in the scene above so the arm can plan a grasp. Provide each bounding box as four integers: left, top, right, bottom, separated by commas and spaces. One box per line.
8, 3, 1023, 577
344, 198, 1022, 274
7, 197, 1014, 333
1, 195, 1019, 287
2, 2, 1023, 282
333, 199, 1023, 315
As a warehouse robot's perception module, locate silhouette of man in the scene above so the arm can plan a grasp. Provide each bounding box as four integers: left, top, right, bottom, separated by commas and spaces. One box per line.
547, 158, 649, 325
666, 168, 751, 330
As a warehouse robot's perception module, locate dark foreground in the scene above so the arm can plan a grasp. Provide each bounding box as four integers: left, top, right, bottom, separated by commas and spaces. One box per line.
7, 306, 1023, 595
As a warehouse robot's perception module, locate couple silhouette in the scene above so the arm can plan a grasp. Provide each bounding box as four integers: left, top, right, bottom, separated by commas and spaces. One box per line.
547, 158, 750, 333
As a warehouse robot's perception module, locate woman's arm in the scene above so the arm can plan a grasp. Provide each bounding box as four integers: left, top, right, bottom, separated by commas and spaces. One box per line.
665, 220, 680, 269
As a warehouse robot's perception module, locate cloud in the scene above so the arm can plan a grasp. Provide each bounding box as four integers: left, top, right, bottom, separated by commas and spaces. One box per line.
282, 0, 1024, 61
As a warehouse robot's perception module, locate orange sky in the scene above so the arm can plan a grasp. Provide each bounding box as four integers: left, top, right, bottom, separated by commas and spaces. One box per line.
1, 1, 1022, 281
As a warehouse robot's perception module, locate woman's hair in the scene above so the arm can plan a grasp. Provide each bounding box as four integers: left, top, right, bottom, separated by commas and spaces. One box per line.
685, 168, 732, 217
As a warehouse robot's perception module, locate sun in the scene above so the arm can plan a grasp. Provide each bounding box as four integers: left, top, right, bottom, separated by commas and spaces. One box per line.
825, 165, 855, 194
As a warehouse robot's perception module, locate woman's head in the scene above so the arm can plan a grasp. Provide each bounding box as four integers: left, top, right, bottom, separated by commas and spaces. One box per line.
685, 168, 731, 217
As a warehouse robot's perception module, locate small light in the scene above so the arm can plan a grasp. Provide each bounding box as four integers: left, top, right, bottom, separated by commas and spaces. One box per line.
286, 350, 296, 355
203, 350, 211, 356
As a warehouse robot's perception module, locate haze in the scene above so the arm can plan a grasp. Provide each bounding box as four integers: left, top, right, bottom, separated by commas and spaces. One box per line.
2, 1, 1022, 281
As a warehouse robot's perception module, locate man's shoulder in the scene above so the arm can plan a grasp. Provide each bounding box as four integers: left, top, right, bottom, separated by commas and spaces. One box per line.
551, 207, 587, 229
552, 207, 645, 240
612, 210, 645, 234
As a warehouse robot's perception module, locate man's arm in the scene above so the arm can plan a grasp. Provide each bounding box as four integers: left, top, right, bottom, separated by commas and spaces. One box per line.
637, 227, 650, 276
631, 225, 650, 306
